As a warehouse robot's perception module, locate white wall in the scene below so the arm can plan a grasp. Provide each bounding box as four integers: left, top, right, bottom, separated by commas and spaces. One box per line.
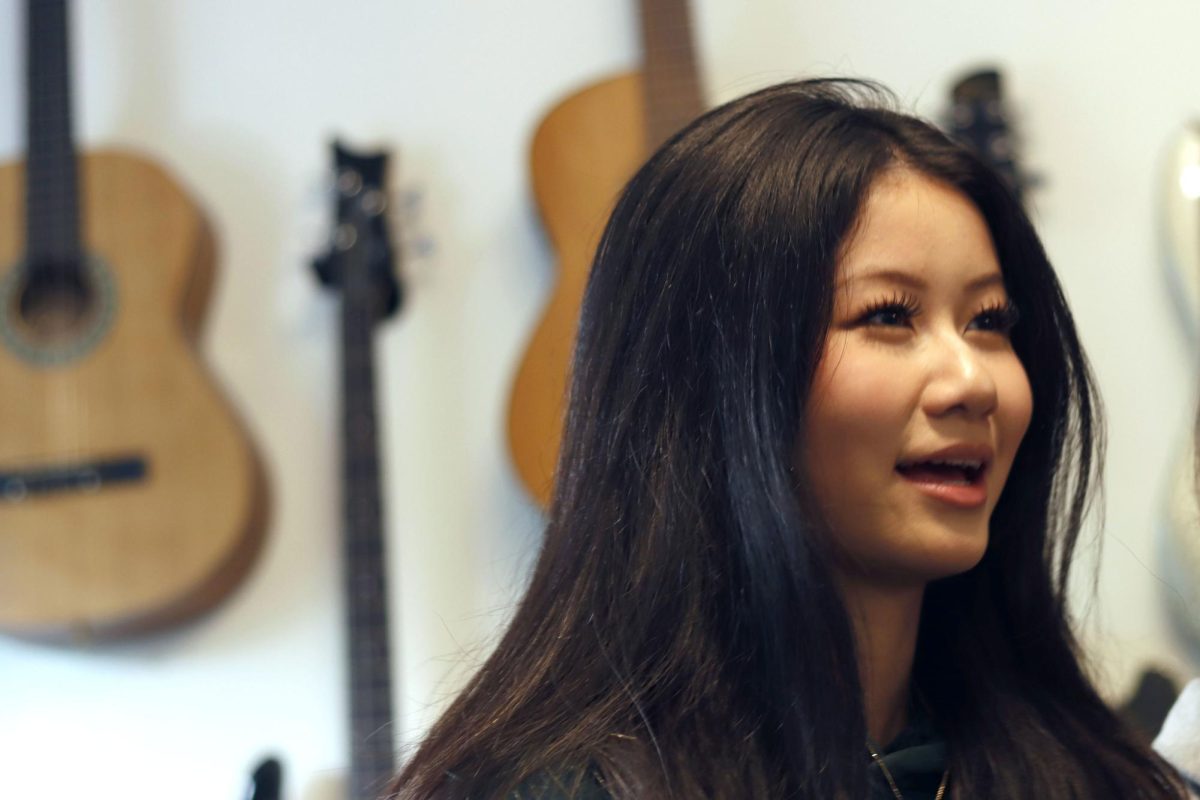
0, 2, 1196, 798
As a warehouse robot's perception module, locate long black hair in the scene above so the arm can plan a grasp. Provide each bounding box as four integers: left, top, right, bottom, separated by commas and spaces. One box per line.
393, 79, 1187, 798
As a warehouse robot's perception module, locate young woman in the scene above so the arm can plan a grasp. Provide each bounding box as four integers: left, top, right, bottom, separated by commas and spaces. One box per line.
391, 79, 1189, 798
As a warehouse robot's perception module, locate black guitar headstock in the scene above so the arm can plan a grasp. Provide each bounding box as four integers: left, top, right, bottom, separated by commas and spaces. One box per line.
312, 140, 403, 320
310, 139, 403, 797
244, 756, 283, 800
947, 69, 1026, 203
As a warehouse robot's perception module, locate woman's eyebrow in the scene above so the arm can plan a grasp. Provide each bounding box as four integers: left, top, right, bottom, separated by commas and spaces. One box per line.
837, 268, 1004, 293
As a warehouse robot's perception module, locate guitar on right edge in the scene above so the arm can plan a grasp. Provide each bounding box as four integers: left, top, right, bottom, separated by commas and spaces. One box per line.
1160, 125, 1200, 658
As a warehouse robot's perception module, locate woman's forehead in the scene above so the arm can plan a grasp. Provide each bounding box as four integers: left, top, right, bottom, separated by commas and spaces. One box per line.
833, 170, 1003, 293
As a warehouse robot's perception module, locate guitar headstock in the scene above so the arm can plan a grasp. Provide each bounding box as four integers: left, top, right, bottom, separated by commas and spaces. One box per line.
947, 69, 1026, 203
312, 141, 403, 320
245, 756, 283, 800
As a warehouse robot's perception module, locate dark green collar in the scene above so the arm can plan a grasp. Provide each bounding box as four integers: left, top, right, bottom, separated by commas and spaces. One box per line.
867, 703, 949, 799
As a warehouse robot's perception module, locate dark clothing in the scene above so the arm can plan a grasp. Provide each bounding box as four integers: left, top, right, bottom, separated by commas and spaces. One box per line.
503, 712, 949, 798
506, 770, 610, 799
867, 705, 949, 799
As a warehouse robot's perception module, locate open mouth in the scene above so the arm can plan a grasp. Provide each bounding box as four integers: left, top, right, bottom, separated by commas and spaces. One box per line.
894, 458, 987, 487
894, 446, 993, 509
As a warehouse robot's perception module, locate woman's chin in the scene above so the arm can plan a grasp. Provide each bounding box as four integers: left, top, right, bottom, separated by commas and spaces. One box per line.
840, 538, 989, 589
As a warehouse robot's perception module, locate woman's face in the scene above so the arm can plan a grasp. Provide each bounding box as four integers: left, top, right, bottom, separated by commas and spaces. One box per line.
801, 168, 1033, 587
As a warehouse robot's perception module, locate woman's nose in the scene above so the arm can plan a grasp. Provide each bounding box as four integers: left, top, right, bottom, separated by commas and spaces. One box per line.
922, 334, 999, 419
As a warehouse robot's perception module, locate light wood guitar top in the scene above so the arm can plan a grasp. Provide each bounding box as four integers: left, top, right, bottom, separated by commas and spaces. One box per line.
506, 0, 703, 508
507, 73, 649, 508
0, 150, 267, 641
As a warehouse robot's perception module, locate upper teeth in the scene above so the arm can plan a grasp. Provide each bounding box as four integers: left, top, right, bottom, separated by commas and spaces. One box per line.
926, 459, 982, 469
901, 458, 983, 469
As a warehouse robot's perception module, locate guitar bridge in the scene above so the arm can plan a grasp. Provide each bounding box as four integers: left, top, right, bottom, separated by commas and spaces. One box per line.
0, 456, 147, 502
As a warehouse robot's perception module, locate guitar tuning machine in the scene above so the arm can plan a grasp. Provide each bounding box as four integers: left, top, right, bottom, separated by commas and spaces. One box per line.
334, 223, 357, 252
407, 236, 435, 260
951, 103, 974, 127
399, 189, 422, 215
337, 168, 363, 197
361, 188, 387, 216
988, 135, 1013, 161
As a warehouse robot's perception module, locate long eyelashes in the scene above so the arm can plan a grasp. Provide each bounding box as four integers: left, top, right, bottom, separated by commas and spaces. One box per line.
855, 293, 1020, 335
857, 291, 921, 327
969, 299, 1020, 334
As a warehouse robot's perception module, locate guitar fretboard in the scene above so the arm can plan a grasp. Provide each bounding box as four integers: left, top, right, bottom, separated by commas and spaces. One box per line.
640, 0, 704, 149
337, 196, 397, 800
24, 0, 81, 271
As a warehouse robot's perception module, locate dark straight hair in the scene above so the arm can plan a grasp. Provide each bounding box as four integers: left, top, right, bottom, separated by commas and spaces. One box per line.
393, 79, 1187, 798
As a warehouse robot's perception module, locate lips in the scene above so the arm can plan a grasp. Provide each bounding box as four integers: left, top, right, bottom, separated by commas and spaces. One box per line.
895, 459, 983, 485
895, 444, 992, 508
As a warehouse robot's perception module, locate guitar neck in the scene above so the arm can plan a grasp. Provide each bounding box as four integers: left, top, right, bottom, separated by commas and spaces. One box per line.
24, 0, 81, 268
339, 253, 395, 800
639, 0, 704, 149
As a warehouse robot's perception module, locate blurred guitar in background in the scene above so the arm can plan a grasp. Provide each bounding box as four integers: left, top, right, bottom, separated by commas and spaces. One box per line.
311, 141, 403, 800
948, 68, 1196, 737
245, 757, 282, 800
1159, 124, 1200, 669
945, 68, 1027, 203
0, 0, 267, 641
506, 0, 705, 508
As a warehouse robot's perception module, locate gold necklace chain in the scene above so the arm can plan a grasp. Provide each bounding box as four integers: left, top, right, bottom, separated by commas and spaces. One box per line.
866, 743, 949, 800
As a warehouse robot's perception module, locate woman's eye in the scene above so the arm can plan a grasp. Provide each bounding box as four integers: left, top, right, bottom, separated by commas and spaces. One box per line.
968, 301, 1020, 335
861, 303, 916, 327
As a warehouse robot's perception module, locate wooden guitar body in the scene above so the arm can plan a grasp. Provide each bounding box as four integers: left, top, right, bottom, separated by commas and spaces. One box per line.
507, 1, 702, 507
508, 73, 647, 508
0, 149, 266, 641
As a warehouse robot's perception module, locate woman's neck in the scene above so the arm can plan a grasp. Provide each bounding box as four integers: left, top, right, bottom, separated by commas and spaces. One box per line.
839, 577, 926, 747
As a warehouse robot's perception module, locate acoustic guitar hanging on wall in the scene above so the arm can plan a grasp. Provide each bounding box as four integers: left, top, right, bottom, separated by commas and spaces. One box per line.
506, 0, 705, 508
0, 0, 267, 641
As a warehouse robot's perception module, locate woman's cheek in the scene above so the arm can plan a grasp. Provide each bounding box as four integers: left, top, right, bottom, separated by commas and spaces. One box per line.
996, 358, 1034, 467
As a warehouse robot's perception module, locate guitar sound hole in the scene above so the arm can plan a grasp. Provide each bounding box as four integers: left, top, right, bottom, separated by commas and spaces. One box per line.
15, 262, 97, 344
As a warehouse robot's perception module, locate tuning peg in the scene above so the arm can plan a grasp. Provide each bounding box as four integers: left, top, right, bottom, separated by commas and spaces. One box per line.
406, 235, 435, 260
336, 167, 364, 197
